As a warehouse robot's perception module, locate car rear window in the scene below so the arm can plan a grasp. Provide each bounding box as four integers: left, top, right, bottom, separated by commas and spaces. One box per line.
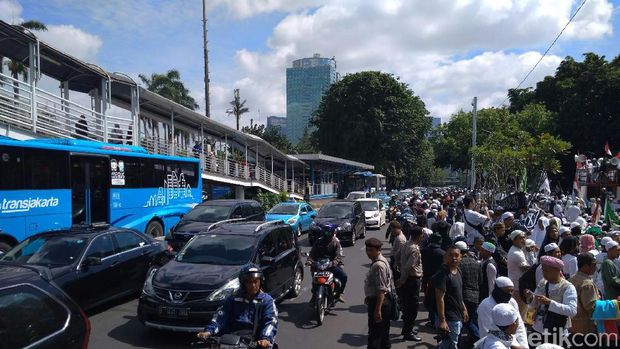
0, 284, 69, 348
183, 205, 232, 222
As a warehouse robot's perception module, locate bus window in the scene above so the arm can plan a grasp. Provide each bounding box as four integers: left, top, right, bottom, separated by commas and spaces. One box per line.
111, 156, 141, 188
24, 149, 69, 189
141, 159, 166, 188
0, 146, 24, 190
179, 162, 198, 187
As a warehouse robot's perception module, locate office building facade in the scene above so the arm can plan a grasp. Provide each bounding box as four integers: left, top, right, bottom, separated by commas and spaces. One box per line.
266, 116, 287, 133
286, 53, 337, 143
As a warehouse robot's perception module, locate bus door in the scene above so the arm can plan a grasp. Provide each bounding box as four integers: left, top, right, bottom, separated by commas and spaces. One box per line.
71, 155, 109, 225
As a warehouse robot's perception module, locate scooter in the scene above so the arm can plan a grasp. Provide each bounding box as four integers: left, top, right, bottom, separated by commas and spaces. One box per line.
307, 258, 342, 326
191, 332, 276, 349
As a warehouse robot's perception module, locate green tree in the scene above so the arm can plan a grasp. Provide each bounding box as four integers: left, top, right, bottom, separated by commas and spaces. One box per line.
511, 53, 620, 187
229, 89, 249, 131
241, 124, 292, 153
139, 69, 198, 110
311, 71, 431, 187
294, 127, 316, 154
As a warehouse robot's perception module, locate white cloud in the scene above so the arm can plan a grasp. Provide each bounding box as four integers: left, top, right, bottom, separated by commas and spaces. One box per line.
216, 0, 325, 19
0, 0, 23, 23
211, 0, 614, 124
37, 25, 102, 61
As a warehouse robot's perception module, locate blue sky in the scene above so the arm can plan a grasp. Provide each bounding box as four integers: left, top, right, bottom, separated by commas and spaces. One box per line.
2, 0, 618, 126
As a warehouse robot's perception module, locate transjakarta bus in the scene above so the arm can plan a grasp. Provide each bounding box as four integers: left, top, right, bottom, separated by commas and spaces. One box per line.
0, 138, 201, 252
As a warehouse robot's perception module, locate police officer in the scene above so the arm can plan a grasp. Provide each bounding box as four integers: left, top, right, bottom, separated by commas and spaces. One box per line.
364, 237, 394, 349
197, 264, 278, 348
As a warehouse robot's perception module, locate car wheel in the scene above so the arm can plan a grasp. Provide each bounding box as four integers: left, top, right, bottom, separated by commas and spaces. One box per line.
146, 220, 164, 238
297, 224, 302, 237
0, 241, 12, 254
287, 267, 303, 298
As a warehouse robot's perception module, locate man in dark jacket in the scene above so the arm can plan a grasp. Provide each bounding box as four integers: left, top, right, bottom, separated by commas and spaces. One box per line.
421, 233, 445, 325
455, 241, 482, 341
485, 222, 509, 277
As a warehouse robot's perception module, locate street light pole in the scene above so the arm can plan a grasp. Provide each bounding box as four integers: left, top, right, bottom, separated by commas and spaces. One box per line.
202, 0, 210, 118
471, 96, 478, 191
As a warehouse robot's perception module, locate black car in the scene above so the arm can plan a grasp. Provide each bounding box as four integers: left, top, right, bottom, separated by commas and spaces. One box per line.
309, 200, 366, 246
166, 199, 264, 251
0, 224, 169, 311
138, 220, 303, 332
0, 263, 90, 349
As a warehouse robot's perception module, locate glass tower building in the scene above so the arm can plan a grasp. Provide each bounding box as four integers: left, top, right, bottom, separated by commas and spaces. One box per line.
286, 54, 337, 143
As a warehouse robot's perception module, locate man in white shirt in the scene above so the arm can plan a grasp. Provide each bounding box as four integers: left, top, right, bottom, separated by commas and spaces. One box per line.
507, 230, 530, 317
477, 277, 528, 349
462, 195, 490, 246
565, 201, 581, 223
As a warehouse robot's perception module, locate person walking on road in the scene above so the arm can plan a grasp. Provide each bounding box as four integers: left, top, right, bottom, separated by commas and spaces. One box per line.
455, 241, 482, 342
364, 238, 394, 349
433, 245, 468, 349
397, 225, 423, 342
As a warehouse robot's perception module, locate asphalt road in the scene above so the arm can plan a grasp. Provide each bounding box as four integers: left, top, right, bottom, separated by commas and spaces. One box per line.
88, 225, 440, 348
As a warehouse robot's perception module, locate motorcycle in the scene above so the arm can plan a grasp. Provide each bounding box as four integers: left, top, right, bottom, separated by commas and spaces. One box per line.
307, 257, 342, 326
191, 331, 275, 349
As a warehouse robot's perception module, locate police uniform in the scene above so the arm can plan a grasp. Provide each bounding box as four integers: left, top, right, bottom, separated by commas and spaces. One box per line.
364, 254, 393, 349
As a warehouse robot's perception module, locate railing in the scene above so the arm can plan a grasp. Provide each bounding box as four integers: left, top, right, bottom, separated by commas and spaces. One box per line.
0, 71, 305, 196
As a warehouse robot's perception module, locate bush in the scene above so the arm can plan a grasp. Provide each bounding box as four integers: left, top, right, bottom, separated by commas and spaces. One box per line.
255, 190, 288, 211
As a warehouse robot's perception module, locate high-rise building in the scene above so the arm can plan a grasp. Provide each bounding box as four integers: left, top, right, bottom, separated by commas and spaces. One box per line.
286, 53, 337, 143
266, 116, 287, 133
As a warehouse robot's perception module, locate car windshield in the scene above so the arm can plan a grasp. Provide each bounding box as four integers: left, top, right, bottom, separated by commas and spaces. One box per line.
176, 234, 255, 265
268, 204, 299, 215
183, 205, 231, 222
346, 193, 365, 200
317, 204, 352, 219
1, 234, 88, 266
360, 201, 379, 211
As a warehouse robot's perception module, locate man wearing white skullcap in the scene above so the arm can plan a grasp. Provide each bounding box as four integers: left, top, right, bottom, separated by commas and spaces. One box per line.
601, 240, 620, 300
477, 277, 528, 348
507, 230, 529, 317
474, 303, 520, 349
479, 242, 497, 300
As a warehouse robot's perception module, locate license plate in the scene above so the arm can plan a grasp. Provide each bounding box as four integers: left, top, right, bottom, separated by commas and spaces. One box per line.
159, 306, 189, 318
314, 271, 332, 277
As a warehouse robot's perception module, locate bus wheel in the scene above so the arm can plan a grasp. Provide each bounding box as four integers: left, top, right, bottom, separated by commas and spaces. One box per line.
0, 241, 12, 254
146, 221, 164, 238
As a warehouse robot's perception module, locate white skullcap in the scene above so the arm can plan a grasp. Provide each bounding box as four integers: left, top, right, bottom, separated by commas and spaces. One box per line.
501, 212, 514, 221
559, 226, 570, 235
544, 243, 559, 253
525, 239, 535, 248
576, 217, 587, 229
495, 276, 514, 288
509, 230, 526, 240
570, 222, 580, 229
609, 231, 620, 237
455, 241, 468, 251
492, 303, 519, 327
606, 240, 619, 251
601, 237, 613, 247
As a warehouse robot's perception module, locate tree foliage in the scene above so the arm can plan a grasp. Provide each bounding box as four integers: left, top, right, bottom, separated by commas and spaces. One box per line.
293, 127, 316, 154
241, 124, 293, 153
139, 69, 198, 110
311, 71, 431, 187
229, 89, 249, 131
508, 53, 620, 187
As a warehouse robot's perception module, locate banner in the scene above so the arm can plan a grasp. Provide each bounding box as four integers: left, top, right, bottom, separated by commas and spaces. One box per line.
498, 192, 528, 212
604, 197, 620, 228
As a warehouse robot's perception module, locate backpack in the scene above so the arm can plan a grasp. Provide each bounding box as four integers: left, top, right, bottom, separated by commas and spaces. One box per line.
518, 262, 539, 303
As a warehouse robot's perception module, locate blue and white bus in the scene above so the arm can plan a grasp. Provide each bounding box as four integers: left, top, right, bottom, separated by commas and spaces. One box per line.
0, 138, 201, 252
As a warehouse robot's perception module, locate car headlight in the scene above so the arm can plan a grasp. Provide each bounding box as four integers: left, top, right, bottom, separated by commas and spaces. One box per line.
287, 217, 298, 224
207, 278, 240, 302
142, 268, 157, 296
341, 222, 352, 230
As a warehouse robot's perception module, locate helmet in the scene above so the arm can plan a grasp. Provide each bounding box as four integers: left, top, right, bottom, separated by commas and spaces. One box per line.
239, 263, 264, 285
321, 223, 339, 240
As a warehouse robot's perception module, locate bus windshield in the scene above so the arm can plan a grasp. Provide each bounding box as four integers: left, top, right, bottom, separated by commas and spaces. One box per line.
176, 235, 255, 265
2, 234, 88, 266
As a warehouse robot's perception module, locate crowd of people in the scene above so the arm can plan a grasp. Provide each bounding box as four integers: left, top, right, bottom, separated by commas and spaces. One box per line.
378, 189, 620, 349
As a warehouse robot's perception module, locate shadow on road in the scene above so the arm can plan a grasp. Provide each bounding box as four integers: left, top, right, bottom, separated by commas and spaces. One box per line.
106, 314, 194, 349
277, 302, 320, 329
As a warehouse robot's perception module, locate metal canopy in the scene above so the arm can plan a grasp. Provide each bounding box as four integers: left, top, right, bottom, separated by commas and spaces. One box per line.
293, 153, 374, 171
0, 21, 107, 93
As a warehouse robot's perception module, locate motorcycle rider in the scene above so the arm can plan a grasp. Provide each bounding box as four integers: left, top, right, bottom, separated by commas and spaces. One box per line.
197, 264, 278, 348
307, 224, 348, 304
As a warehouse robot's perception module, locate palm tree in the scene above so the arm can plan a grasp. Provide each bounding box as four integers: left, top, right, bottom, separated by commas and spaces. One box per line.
5, 20, 47, 97
139, 69, 199, 110
228, 89, 249, 131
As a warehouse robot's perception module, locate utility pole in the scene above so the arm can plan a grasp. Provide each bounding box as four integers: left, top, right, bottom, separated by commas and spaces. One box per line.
202, 0, 210, 118
471, 96, 478, 191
